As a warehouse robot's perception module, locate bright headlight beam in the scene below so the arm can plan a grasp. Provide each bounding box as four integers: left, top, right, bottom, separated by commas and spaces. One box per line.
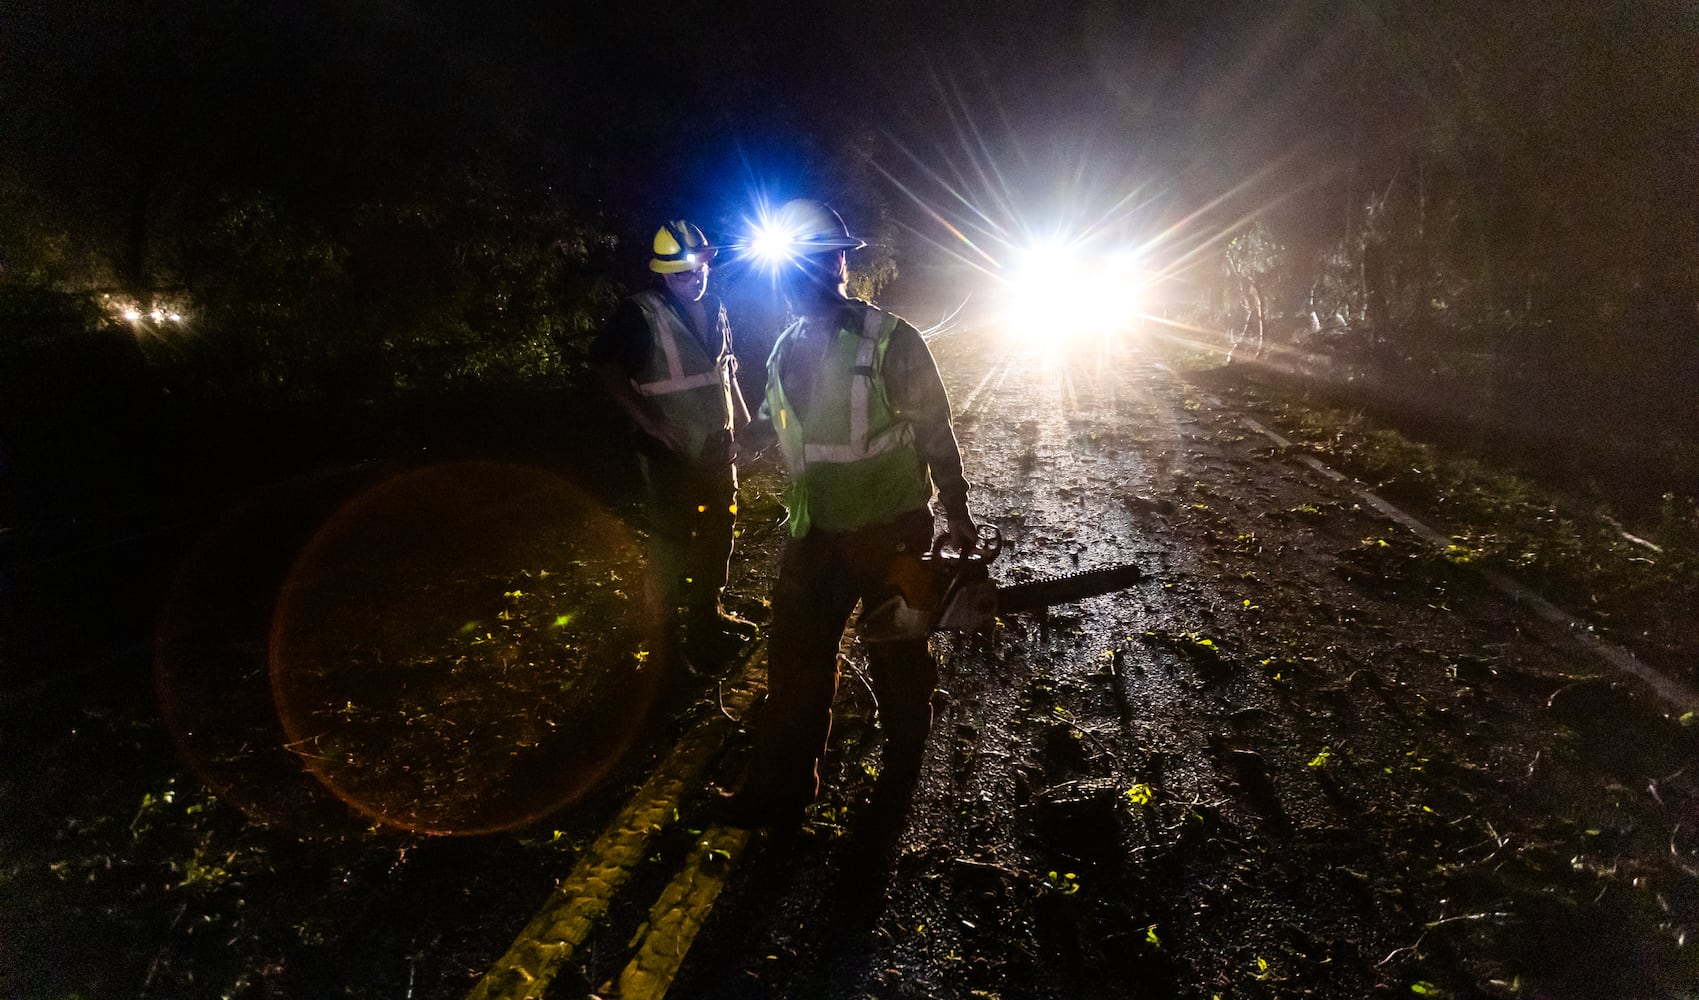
998, 238, 1144, 345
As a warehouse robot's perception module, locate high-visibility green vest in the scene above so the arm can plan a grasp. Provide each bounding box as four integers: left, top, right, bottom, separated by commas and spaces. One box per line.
631, 289, 736, 462
766, 303, 933, 537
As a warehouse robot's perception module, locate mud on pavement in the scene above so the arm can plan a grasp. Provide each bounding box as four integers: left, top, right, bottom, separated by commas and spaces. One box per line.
665, 331, 1699, 1000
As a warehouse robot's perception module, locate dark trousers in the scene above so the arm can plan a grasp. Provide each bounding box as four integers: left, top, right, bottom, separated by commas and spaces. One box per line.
743, 507, 938, 803
638, 451, 737, 630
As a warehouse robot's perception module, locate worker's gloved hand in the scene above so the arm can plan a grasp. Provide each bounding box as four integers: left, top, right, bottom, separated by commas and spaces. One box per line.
941, 510, 979, 557
710, 429, 736, 466
640, 415, 687, 455
727, 436, 763, 467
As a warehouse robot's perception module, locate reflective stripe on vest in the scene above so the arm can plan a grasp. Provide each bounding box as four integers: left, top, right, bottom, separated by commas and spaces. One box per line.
796, 308, 917, 463
632, 291, 731, 398
766, 302, 932, 536
630, 290, 735, 461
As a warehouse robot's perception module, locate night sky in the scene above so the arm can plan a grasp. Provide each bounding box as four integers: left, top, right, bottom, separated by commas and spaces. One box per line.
1, 2, 1380, 272
4, 2, 1693, 346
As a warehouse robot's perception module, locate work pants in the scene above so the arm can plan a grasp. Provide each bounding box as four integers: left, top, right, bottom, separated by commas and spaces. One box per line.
638, 450, 737, 635
743, 507, 938, 804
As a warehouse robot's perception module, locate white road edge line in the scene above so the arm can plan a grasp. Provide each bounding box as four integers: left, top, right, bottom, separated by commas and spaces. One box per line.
1181, 377, 1697, 712
957, 353, 1011, 417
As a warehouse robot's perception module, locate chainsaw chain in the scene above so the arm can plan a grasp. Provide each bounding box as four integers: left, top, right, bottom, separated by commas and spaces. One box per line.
994, 564, 1144, 614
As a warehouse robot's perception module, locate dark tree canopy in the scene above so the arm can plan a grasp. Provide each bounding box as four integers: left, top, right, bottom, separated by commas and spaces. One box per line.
1, 0, 1695, 495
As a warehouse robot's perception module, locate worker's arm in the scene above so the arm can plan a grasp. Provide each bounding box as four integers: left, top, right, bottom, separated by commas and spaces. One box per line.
729, 356, 752, 432
592, 361, 687, 454
717, 302, 754, 435
589, 300, 687, 454
883, 319, 976, 549
715, 306, 759, 462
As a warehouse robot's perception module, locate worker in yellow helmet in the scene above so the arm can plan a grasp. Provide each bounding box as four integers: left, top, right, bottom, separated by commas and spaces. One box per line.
590, 219, 758, 673
715, 199, 977, 828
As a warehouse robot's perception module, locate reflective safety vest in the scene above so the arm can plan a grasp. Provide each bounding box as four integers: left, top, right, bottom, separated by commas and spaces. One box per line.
630, 289, 736, 462
766, 302, 933, 537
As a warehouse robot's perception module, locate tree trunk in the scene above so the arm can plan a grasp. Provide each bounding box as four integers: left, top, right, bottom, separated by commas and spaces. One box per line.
124, 161, 154, 296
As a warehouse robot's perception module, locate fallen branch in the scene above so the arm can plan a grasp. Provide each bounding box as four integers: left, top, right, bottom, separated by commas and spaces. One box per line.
1424, 911, 1512, 930
1379, 934, 1427, 967
717, 681, 744, 724
1669, 824, 1699, 879
949, 856, 1021, 879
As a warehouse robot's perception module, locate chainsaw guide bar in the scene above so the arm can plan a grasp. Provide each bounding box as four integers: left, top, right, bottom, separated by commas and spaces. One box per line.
857, 524, 1145, 641
995, 564, 1145, 615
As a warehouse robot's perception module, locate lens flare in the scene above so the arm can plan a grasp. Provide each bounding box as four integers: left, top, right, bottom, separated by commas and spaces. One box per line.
748, 217, 800, 268
155, 472, 383, 839
267, 462, 662, 836
158, 464, 665, 838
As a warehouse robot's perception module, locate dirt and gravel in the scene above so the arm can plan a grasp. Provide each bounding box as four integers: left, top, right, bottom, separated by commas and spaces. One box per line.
3, 329, 1697, 999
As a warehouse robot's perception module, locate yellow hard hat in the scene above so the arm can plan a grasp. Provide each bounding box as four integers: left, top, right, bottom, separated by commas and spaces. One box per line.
649, 220, 715, 274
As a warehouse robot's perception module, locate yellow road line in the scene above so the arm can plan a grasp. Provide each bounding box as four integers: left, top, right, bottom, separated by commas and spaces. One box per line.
602, 824, 754, 1000
467, 644, 767, 1000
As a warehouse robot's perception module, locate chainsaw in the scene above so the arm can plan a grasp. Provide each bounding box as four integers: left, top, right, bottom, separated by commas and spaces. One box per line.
859, 524, 1143, 642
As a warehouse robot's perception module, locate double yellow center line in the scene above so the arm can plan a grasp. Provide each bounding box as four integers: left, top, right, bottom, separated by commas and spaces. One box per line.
468, 643, 768, 1000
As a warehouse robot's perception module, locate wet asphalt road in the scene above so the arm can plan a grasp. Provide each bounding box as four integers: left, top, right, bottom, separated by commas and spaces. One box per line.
6, 329, 1696, 999
653, 330, 1699, 1000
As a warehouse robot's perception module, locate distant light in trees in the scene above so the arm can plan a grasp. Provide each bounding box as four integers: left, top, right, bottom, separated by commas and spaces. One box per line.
103, 294, 187, 329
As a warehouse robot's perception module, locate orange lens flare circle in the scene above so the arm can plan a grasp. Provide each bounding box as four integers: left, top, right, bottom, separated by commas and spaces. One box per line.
155, 472, 382, 839
269, 462, 661, 836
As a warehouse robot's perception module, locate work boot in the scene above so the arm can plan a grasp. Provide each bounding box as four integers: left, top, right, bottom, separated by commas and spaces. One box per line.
710, 785, 807, 830
655, 649, 705, 718
684, 609, 759, 663
706, 608, 760, 640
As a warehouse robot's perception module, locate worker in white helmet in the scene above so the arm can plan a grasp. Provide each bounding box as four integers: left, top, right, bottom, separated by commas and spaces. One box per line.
716, 200, 977, 828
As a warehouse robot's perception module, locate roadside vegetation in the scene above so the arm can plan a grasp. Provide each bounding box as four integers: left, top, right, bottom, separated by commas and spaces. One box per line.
1193, 3, 1696, 540
1165, 346, 1699, 682
1170, 1, 1698, 682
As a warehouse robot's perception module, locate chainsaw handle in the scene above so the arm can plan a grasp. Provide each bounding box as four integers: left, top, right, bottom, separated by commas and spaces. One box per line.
925, 522, 1002, 566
